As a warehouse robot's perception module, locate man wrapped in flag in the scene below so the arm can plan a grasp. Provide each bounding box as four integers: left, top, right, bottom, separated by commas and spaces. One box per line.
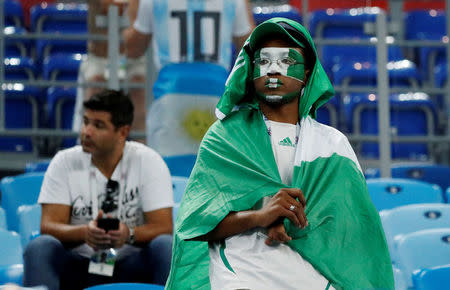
166, 18, 394, 290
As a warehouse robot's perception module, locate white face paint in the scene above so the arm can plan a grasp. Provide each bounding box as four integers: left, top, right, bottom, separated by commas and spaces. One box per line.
254, 47, 291, 78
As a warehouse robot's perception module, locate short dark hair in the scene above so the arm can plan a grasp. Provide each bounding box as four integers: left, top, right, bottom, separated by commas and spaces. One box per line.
83, 89, 134, 128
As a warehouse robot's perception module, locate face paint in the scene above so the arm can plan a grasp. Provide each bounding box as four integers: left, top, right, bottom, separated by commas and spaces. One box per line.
253, 47, 305, 82
265, 78, 283, 89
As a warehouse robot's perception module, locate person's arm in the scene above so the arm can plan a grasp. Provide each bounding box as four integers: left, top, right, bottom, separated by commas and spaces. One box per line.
195, 188, 307, 241
122, 0, 152, 58
41, 203, 87, 243
109, 208, 173, 248
232, 0, 255, 51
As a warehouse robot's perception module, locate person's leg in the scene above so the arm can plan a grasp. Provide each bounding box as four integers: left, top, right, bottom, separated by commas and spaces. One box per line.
23, 235, 89, 290
113, 234, 173, 285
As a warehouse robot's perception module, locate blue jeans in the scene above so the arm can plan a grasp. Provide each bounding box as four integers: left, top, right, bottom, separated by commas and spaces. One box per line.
23, 234, 173, 290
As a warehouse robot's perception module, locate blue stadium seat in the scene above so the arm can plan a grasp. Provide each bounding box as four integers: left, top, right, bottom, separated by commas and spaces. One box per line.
447, 187, 450, 204
0, 172, 44, 232
395, 228, 450, 288
0, 85, 42, 153
0, 229, 23, 285
4, 0, 24, 27
252, 4, 302, 25
413, 264, 450, 290
149, 63, 228, 156
43, 53, 83, 81
163, 154, 197, 178
366, 178, 443, 211
343, 92, 437, 160
30, 3, 88, 59
46, 86, 77, 149
434, 60, 447, 88
172, 176, 188, 204
17, 204, 41, 248
25, 160, 50, 173
393, 266, 407, 290
85, 283, 164, 290
404, 10, 446, 83
0, 207, 6, 230
365, 164, 450, 195
316, 96, 338, 128
173, 203, 180, 223
380, 204, 450, 262
4, 57, 36, 81
4, 26, 29, 57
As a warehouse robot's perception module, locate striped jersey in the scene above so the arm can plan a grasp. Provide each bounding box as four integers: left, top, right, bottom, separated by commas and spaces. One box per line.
133, 0, 252, 71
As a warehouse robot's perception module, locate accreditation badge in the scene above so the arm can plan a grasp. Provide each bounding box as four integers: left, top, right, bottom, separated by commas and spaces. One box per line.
88, 248, 117, 276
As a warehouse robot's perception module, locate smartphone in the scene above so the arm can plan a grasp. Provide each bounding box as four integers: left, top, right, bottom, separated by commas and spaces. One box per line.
97, 218, 120, 232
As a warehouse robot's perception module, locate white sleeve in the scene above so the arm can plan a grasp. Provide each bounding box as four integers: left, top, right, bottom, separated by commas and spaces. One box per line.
139, 149, 174, 212
38, 152, 71, 205
133, 0, 153, 34
232, 0, 252, 37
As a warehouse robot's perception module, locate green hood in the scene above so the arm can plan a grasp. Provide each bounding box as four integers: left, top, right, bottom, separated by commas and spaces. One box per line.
215, 17, 335, 120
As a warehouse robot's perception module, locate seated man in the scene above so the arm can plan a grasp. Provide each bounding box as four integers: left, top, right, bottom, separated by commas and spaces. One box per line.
166, 18, 394, 289
24, 90, 173, 290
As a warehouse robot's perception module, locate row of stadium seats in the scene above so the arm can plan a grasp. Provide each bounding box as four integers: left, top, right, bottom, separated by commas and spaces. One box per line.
3, 1, 448, 85
1, 161, 449, 287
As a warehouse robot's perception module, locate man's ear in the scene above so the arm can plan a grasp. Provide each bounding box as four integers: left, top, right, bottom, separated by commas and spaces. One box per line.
118, 125, 131, 140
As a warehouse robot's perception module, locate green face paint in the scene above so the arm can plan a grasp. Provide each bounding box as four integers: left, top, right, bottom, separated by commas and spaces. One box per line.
253, 47, 306, 105
253, 47, 305, 82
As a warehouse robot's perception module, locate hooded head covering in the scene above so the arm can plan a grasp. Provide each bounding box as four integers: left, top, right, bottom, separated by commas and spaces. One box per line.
215, 17, 335, 121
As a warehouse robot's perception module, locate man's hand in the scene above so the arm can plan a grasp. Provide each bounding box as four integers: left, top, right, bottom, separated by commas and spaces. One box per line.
255, 188, 307, 229
108, 222, 130, 249
85, 211, 111, 250
265, 223, 291, 246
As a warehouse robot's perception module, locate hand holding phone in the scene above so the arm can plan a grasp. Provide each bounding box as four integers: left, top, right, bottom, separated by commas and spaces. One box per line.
97, 218, 120, 232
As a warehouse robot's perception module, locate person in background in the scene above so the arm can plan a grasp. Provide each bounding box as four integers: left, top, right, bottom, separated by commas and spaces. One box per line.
24, 90, 173, 290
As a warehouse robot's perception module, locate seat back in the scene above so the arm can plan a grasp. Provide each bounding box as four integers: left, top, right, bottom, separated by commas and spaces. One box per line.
252, 4, 302, 25
4, 0, 24, 27
0, 207, 6, 229
413, 264, 450, 290
380, 204, 450, 261
172, 176, 188, 204
163, 155, 197, 178
0, 229, 23, 285
396, 228, 450, 287
25, 160, 51, 173
85, 282, 164, 290
0, 172, 45, 232
17, 204, 42, 248
366, 178, 443, 211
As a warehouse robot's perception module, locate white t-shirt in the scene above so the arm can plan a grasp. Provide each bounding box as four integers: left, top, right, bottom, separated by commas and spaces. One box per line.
208, 121, 333, 290
133, 0, 252, 70
39, 141, 174, 257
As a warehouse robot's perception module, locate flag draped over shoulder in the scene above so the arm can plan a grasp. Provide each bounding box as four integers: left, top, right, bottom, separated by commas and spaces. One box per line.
166, 18, 394, 290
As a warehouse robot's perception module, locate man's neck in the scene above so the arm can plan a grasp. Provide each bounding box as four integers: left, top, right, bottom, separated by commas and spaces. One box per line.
259, 98, 299, 125
92, 143, 126, 179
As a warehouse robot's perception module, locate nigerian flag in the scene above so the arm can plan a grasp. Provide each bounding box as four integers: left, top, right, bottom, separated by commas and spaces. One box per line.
166, 18, 394, 290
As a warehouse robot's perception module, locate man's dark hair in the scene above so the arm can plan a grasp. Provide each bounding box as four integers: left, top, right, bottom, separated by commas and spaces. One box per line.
83, 89, 134, 128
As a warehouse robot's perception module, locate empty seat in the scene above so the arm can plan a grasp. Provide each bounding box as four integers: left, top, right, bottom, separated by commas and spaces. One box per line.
343, 92, 437, 160
0, 229, 24, 285
366, 178, 443, 211
17, 204, 41, 248
0, 172, 44, 232
43, 53, 83, 81
148, 63, 228, 156
4, 57, 36, 81
46, 86, 77, 149
25, 160, 50, 173
4, 0, 24, 27
163, 154, 197, 178
0, 85, 42, 153
413, 264, 450, 290
172, 176, 188, 204
395, 228, 450, 288
252, 4, 302, 25
316, 96, 338, 128
4, 26, 29, 57
365, 164, 450, 194
380, 203, 450, 262
85, 283, 164, 290
404, 10, 446, 83
30, 3, 88, 59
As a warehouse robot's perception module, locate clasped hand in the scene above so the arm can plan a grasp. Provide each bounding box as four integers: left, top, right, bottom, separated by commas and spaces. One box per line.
256, 188, 307, 246
85, 210, 130, 250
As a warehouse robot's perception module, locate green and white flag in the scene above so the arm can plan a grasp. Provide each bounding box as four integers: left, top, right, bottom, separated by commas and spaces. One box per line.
166, 18, 394, 290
